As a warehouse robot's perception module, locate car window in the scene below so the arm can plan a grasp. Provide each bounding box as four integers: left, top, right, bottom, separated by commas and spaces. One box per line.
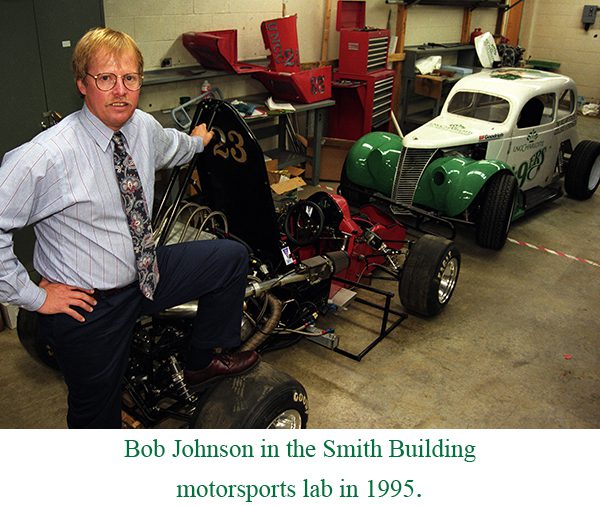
447, 92, 510, 123
517, 93, 555, 129
557, 89, 575, 120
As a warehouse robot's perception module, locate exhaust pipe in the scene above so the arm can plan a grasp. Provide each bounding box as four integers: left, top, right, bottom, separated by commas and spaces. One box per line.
161, 251, 349, 318
245, 251, 349, 298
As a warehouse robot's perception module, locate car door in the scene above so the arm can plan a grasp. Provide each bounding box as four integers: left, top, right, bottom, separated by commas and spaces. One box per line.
554, 88, 578, 168
506, 93, 558, 191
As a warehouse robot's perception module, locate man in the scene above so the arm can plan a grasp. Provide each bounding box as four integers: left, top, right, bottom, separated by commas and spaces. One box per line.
0, 27, 258, 428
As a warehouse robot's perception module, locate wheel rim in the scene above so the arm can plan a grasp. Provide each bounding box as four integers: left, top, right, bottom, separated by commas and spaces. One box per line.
267, 409, 303, 429
588, 155, 600, 191
438, 257, 459, 304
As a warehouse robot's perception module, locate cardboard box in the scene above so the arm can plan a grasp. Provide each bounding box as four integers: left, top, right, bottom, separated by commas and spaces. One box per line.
271, 176, 306, 195
305, 137, 354, 182
265, 160, 307, 195
265, 158, 280, 185
414, 74, 444, 100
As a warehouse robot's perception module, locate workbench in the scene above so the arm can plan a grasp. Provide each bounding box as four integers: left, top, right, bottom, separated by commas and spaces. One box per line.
151, 94, 334, 186
243, 98, 335, 186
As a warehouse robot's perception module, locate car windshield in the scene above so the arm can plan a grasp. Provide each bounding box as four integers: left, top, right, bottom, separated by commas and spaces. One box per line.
447, 92, 510, 123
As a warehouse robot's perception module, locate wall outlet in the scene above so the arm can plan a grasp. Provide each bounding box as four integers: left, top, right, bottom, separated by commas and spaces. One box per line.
582, 5, 598, 26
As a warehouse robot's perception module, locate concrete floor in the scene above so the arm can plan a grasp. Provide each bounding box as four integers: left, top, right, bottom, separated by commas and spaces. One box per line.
1, 115, 598, 429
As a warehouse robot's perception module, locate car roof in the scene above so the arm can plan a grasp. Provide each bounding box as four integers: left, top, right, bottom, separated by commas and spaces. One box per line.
449, 68, 576, 103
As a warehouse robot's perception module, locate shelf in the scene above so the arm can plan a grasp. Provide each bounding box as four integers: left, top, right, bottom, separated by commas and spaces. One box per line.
143, 59, 269, 87
405, 43, 474, 54
264, 148, 308, 170
143, 65, 214, 87
400, 43, 478, 131
399, 1, 508, 7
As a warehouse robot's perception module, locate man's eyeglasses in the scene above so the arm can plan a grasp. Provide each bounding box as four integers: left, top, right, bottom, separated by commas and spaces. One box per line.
85, 72, 144, 91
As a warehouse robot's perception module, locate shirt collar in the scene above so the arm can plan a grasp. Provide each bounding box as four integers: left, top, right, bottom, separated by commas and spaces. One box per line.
79, 104, 138, 152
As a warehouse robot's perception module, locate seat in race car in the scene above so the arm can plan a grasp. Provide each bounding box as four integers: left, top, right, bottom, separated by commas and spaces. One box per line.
191, 99, 282, 268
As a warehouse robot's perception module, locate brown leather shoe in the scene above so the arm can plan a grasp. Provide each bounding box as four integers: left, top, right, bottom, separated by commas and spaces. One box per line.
184, 350, 260, 387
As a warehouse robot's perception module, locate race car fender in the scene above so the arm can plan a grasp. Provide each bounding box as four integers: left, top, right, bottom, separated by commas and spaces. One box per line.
344, 132, 403, 196
413, 156, 514, 217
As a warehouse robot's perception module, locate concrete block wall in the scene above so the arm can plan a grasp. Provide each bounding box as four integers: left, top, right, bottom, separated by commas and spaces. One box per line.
101, 1, 499, 113
104, 0, 284, 111
520, 0, 600, 102
404, 6, 497, 46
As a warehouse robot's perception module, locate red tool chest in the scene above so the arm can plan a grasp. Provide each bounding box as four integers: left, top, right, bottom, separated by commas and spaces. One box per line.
328, 70, 394, 140
328, 1, 395, 140
336, 0, 391, 76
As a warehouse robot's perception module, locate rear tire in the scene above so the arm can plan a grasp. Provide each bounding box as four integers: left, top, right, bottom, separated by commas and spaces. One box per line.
192, 361, 309, 428
17, 309, 59, 370
399, 235, 460, 317
565, 140, 600, 200
475, 172, 518, 250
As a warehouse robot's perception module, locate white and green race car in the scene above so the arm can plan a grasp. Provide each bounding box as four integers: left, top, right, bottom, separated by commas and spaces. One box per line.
341, 68, 600, 249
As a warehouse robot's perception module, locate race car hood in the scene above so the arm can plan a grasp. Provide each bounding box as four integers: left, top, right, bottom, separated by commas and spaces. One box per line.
402, 115, 510, 149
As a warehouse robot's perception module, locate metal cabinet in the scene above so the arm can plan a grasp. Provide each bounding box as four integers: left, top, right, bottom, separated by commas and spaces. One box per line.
0, 0, 104, 158
0, 0, 104, 271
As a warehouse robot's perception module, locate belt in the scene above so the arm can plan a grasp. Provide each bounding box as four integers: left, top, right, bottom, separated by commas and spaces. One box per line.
94, 282, 137, 298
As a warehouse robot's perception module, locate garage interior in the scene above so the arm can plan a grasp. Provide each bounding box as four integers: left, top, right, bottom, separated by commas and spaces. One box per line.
0, 0, 599, 429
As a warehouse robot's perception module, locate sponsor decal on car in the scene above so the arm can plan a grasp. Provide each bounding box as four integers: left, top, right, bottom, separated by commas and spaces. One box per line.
479, 133, 504, 141
554, 118, 576, 135
430, 123, 473, 135
490, 68, 546, 80
514, 147, 547, 187
513, 130, 544, 153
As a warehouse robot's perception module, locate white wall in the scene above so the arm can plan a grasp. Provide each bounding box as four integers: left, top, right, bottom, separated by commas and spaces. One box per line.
520, 0, 600, 101
403, 5, 497, 46
101, 1, 499, 112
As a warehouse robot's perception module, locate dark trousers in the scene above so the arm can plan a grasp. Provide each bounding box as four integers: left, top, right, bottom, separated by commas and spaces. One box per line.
42, 239, 248, 429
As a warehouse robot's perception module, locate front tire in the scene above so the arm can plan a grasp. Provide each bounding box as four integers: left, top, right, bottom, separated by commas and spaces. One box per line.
192, 361, 309, 428
399, 234, 460, 317
475, 172, 518, 250
565, 140, 600, 200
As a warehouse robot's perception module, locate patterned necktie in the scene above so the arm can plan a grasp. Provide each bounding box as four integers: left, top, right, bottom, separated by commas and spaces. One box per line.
112, 131, 159, 299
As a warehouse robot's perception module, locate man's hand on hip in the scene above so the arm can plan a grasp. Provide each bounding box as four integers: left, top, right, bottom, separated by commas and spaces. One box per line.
37, 278, 97, 322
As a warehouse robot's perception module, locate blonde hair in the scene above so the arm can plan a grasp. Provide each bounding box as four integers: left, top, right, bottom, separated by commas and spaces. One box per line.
72, 27, 144, 80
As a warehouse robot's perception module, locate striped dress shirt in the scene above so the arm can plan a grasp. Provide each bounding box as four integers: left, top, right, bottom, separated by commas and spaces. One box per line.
0, 105, 203, 311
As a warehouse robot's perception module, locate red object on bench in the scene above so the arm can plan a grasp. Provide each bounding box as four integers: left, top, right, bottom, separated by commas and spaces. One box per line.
182, 30, 265, 74
182, 16, 332, 104
260, 15, 301, 73
252, 67, 332, 104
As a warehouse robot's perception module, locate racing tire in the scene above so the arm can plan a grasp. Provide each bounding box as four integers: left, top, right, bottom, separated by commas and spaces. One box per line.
399, 234, 460, 317
564, 140, 600, 200
191, 361, 309, 429
475, 172, 518, 250
17, 309, 59, 370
